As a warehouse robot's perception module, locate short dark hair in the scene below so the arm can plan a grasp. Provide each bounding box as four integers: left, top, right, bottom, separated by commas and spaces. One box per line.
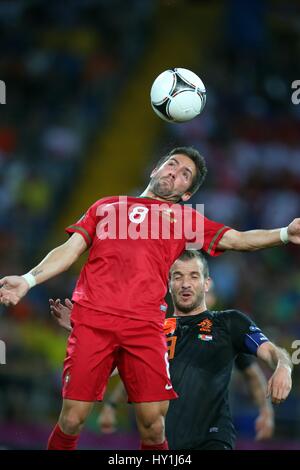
155, 146, 207, 195
171, 250, 209, 279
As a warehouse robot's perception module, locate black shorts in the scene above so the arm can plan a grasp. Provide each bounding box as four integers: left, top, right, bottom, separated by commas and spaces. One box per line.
192, 440, 233, 450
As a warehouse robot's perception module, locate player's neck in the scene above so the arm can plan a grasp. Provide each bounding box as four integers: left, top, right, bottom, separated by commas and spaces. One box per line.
174, 303, 208, 317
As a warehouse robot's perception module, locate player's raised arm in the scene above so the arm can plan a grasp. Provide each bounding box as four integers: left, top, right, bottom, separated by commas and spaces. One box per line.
0, 233, 87, 306
256, 342, 292, 405
217, 218, 300, 251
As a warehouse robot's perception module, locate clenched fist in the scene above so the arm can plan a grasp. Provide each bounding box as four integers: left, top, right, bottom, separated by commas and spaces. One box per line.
0, 276, 30, 306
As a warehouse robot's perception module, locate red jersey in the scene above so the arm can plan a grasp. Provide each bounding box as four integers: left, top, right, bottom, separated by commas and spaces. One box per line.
66, 196, 230, 325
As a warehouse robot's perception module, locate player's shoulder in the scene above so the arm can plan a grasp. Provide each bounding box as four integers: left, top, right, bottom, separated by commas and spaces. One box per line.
94, 195, 118, 204
210, 309, 250, 323
89, 196, 120, 209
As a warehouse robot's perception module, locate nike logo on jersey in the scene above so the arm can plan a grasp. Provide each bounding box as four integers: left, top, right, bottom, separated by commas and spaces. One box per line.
165, 384, 173, 390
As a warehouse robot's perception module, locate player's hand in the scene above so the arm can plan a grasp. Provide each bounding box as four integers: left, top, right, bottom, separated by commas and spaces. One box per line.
0, 276, 30, 306
288, 218, 300, 244
49, 298, 73, 331
255, 406, 274, 440
267, 365, 292, 405
97, 404, 117, 434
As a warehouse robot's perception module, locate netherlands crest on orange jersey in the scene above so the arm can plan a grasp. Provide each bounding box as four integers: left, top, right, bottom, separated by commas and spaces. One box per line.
197, 318, 213, 333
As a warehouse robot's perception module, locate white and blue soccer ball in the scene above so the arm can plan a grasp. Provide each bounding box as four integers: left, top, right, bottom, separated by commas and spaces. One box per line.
150, 68, 206, 123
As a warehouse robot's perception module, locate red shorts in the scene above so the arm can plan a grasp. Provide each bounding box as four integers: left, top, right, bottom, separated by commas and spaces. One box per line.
62, 303, 178, 403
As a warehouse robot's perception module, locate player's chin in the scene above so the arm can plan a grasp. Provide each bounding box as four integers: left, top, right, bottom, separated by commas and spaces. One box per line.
157, 187, 173, 197
155, 179, 174, 193
176, 300, 195, 312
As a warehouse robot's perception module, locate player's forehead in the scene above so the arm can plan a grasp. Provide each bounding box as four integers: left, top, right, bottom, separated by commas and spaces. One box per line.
163, 154, 196, 173
171, 257, 203, 275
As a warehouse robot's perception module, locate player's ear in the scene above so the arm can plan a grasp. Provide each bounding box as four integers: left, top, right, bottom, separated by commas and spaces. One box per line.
181, 192, 192, 202
205, 277, 212, 293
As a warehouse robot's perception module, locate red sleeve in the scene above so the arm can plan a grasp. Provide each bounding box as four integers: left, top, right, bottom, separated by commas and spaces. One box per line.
202, 216, 231, 256
184, 207, 231, 257
65, 201, 98, 247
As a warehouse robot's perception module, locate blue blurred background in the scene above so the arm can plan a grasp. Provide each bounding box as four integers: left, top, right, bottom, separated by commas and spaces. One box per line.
0, 0, 299, 450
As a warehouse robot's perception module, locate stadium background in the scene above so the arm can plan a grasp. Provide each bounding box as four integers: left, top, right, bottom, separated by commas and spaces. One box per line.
0, 0, 299, 450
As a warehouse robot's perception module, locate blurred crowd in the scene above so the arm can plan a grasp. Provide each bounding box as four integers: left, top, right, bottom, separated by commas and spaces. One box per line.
0, 0, 154, 447
0, 0, 299, 449
0, 0, 153, 267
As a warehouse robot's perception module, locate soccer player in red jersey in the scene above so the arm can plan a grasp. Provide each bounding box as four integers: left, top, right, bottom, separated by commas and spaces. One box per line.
0, 147, 300, 450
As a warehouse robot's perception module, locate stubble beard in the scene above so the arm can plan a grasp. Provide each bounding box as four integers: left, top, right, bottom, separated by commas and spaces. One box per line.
149, 177, 174, 198
173, 291, 204, 314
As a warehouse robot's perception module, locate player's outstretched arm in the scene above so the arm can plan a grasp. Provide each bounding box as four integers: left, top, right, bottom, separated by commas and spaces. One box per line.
0, 233, 87, 306
218, 218, 300, 251
257, 342, 292, 405
241, 363, 274, 440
